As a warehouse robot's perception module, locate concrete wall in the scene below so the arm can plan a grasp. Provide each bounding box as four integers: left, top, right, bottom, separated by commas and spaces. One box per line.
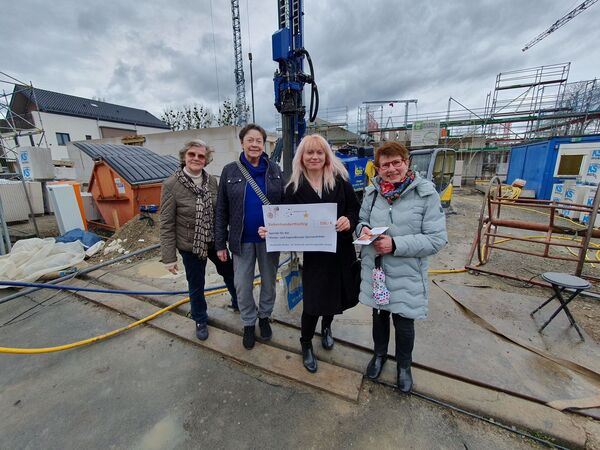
13, 112, 168, 160
67, 126, 278, 184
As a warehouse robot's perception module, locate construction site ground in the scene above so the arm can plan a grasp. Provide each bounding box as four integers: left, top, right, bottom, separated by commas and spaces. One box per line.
2, 188, 600, 449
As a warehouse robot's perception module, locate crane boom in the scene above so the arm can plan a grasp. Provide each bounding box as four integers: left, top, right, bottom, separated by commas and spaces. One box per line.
231, 0, 248, 125
522, 0, 598, 51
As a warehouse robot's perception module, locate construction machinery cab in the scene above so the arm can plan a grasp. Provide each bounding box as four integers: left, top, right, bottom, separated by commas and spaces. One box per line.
410, 147, 456, 207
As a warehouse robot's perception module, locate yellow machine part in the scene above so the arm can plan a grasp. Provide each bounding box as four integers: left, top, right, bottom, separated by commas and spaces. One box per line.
440, 183, 453, 208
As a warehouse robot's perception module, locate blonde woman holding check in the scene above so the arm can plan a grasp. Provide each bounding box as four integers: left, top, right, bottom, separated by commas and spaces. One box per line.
260, 134, 360, 373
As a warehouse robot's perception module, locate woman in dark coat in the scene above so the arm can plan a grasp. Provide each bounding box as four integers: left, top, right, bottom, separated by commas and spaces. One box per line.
261, 134, 360, 372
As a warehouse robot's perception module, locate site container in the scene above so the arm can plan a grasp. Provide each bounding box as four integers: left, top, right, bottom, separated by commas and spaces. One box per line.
506, 135, 600, 199
73, 143, 179, 229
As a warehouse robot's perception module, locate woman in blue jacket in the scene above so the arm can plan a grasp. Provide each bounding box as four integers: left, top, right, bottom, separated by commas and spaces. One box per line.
215, 124, 284, 350
356, 142, 447, 393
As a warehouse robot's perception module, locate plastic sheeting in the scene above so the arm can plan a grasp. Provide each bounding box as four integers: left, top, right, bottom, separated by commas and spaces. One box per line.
0, 238, 85, 287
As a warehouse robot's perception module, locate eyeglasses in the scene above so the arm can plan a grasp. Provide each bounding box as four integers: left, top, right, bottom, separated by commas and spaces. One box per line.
244, 138, 264, 145
378, 159, 406, 171
186, 152, 206, 160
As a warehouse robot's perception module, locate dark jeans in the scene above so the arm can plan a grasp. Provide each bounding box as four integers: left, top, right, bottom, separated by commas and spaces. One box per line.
207, 246, 238, 308
372, 308, 415, 365
180, 250, 209, 325
300, 312, 334, 343
180, 247, 238, 325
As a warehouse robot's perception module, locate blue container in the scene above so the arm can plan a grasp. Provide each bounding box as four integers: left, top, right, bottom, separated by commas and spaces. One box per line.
336, 154, 371, 192
506, 135, 600, 200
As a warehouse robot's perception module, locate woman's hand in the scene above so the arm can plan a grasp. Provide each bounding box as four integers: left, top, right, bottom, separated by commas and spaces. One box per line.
258, 226, 268, 239
217, 250, 229, 262
335, 215, 351, 232
357, 226, 372, 241
165, 262, 178, 274
373, 235, 394, 255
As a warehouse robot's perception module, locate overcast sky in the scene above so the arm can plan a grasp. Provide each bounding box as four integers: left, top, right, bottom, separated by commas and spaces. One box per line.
2, 0, 599, 132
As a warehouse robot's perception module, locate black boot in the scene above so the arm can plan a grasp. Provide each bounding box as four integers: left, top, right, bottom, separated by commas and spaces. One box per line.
300, 340, 318, 373
321, 327, 334, 350
369, 309, 390, 378
366, 354, 387, 379
243, 325, 255, 349
397, 361, 413, 393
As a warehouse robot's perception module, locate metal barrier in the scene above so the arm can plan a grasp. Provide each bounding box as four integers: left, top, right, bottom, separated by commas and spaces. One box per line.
466, 177, 600, 284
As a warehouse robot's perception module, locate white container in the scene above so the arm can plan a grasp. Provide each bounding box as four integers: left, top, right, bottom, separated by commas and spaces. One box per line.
81, 192, 101, 221
561, 183, 588, 220
580, 187, 600, 227
583, 149, 600, 185
46, 184, 85, 235
0, 181, 44, 222
551, 183, 565, 204
17, 147, 55, 180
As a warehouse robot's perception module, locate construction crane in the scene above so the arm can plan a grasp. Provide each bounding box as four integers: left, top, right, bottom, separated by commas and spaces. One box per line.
522, 0, 598, 51
230, 0, 248, 126
272, 0, 319, 177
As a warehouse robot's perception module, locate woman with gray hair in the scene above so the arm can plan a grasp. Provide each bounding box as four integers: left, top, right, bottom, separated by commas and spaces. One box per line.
160, 139, 238, 341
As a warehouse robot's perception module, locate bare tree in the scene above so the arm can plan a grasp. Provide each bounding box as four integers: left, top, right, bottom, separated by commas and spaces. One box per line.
161, 104, 216, 131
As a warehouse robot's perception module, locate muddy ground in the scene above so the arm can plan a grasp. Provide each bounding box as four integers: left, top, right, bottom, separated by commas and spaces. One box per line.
444, 187, 600, 342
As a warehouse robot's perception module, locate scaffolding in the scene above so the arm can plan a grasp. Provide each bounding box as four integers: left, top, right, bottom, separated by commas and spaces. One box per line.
0, 72, 46, 242
0, 72, 48, 161
354, 63, 600, 146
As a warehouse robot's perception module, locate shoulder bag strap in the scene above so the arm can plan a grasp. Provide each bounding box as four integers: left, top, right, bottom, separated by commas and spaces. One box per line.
236, 161, 271, 205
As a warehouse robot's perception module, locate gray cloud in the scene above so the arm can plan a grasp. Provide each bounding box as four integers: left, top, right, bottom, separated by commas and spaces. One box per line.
1, 0, 599, 132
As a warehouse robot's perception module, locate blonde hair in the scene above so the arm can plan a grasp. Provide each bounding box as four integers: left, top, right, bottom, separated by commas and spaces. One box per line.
287, 134, 348, 193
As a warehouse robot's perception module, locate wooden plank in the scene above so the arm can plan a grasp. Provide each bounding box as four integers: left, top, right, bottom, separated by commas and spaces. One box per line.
71, 282, 363, 402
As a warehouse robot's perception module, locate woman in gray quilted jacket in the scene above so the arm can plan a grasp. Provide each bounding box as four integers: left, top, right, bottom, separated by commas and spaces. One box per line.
356, 141, 447, 393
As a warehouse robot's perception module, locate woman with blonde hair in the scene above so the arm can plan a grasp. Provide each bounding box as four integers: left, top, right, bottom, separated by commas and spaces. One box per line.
261, 134, 360, 372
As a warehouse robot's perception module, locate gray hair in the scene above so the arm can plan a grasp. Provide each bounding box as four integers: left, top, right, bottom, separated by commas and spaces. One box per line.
178, 139, 214, 166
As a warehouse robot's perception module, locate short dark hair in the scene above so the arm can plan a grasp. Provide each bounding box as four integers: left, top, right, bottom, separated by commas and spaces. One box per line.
239, 123, 267, 142
374, 142, 409, 167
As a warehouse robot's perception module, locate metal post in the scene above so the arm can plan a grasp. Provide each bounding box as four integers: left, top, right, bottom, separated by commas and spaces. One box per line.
446, 97, 452, 145
0, 196, 11, 254
282, 114, 294, 180
248, 52, 256, 123
577, 183, 600, 276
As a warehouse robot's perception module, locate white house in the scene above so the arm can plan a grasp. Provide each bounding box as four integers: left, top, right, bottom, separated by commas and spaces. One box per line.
4, 85, 170, 160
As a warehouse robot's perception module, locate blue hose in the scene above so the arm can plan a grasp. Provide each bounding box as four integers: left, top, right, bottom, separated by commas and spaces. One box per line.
0, 257, 291, 296
0, 280, 210, 295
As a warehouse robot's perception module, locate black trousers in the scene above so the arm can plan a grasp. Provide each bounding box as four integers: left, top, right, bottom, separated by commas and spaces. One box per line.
300, 312, 333, 343
372, 308, 415, 365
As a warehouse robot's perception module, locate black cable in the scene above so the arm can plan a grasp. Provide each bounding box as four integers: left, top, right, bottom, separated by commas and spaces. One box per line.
294, 48, 319, 122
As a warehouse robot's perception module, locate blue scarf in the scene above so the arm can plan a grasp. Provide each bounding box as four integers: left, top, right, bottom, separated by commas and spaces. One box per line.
240, 152, 268, 243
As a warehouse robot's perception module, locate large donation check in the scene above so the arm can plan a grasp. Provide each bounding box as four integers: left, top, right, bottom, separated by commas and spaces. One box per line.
262, 203, 337, 252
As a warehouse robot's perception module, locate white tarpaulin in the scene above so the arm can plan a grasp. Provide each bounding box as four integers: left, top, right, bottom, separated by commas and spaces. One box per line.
0, 238, 85, 287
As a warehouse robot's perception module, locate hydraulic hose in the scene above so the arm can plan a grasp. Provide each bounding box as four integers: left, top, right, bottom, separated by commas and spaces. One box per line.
295, 48, 319, 122
0, 283, 229, 355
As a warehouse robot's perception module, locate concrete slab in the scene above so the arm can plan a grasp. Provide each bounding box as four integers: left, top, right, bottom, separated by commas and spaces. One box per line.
78, 271, 600, 448
68, 280, 363, 402
0, 291, 553, 450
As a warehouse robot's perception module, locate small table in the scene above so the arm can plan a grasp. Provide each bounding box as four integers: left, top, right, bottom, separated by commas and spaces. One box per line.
530, 272, 591, 341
